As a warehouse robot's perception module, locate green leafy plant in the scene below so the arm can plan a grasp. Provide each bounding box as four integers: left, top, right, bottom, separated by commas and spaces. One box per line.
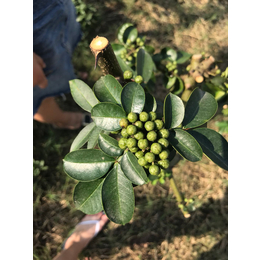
112, 23, 228, 102
62, 34, 228, 224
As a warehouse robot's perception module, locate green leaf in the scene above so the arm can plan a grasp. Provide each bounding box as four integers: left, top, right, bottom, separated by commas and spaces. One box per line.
165, 76, 177, 90
160, 47, 177, 62
188, 128, 228, 170
164, 93, 185, 129
124, 26, 138, 43
182, 88, 218, 129
121, 82, 145, 114
144, 45, 155, 55
176, 50, 191, 64
121, 151, 148, 185
143, 92, 157, 113
118, 23, 137, 44
69, 79, 99, 112
136, 48, 156, 83
172, 76, 184, 95
87, 126, 103, 149
70, 122, 97, 151
102, 163, 135, 224
93, 75, 123, 105
116, 55, 136, 76
111, 43, 125, 55
73, 179, 104, 214
168, 129, 203, 162
98, 133, 123, 157
91, 102, 126, 131
63, 149, 115, 181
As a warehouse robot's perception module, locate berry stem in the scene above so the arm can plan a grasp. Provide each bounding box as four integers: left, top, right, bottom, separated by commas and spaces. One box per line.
169, 175, 191, 218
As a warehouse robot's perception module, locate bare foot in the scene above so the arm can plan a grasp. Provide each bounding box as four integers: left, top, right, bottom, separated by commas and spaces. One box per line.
53, 212, 109, 260
34, 96, 85, 130
63, 212, 109, 251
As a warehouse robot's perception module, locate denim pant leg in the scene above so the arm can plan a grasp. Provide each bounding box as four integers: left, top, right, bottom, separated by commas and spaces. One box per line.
33, 0, 81, 115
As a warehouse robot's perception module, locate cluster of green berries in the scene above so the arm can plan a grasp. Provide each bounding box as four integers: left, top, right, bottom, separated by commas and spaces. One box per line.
166, 61, 178, 74
118, 111, 171, 177
120, 37, 145, 63
123, 70, 143, 84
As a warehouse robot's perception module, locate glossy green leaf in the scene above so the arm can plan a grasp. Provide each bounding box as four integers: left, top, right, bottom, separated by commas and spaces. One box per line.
172, 76, 184, 95
93, 75, 123, 105
87, 126, 103, 149
164, 93, 185, 129
70, 122, 99, 152
73, 179, 104, 214
69, 79, 99, 112
102, 163, 135, 225
188, 128, 228, 170
91, 102, 126, 131
165, 76, 177, 90
136, 48, 156, 83
161, 47, 177, 61
143, 92, 157, 113
111, 43, 125, 55
63, 149, 115, 181
183, 88, 218, 129
168, 129, 203, 162
121, 151, 148, 185
118, 23, 137, 44
98, 133, 123, 157
116, 55, 136, 76
176, 50, 191, 64
121, 82, 145, 114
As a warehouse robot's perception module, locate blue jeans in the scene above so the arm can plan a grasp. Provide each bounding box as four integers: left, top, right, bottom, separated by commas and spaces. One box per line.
33, 0, 81, 115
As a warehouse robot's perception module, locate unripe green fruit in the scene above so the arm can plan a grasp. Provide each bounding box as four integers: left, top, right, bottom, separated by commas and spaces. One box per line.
134, 121, 143, 129
121, 128, 129, 138
158, 159, 170, 169
154, 119, 164, 130
147, 131, 157, 142
118, 138, 128, 149
159, 168, 166, 178
145, 152, 155, 163
127, 137, 137, 148
135, 150, 144, 159
129, 146, 139, 153
138, 139, 149, 150
138, 157, 147, 166
135, 75, 143, 84
126, 125, 137, 135
123, 70, 133, 80
144, 164, 151, 169
127, 56, 133, 61
149, 111, 157, 121
158, 129, 169, 138
144, 121, 155, 131
119, 118, 129, 128
158, 138, 169, 148
134, 131, 145, 140
127, 112, 138, 123
159, 150, 170, 160
149, 165, 160, 176
139, 111, 149, 122
150, 143, 162, 155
